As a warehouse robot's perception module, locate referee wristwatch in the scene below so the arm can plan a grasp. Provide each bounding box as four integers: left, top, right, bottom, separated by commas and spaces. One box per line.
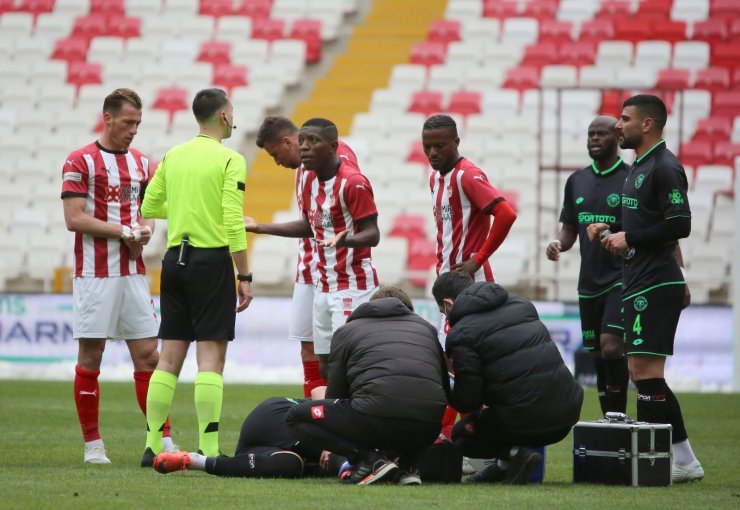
237, 273, 253, 282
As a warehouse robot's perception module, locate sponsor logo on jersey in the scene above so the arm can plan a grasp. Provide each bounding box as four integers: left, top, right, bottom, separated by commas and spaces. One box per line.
577, 212, 617, 224
311, 210, 333, 230
63, 172, 82, 182
622, 195, 638, 209
311, 405, 325, 419
576, 197, 584, 204
669, 189, 685, 205
433, 204, 454, 222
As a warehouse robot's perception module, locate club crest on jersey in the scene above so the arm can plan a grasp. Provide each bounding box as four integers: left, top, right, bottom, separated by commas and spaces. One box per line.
342, 297, 353, 310
607, 193, 620, 207
635, 174, 645, 188
634, 296, 648, 312
105, 185, 121, 202
311, 405, 325, 419
448, 187, 453, 197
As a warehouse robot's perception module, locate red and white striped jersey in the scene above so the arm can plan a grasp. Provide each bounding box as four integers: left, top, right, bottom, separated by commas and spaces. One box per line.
301, 160, 378, 293
61, 141, 150, 278
429, 157, 503, 282
293, 139, 359, 285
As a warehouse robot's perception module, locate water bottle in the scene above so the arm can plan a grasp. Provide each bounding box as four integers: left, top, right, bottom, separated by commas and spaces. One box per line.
599, 230, 635, 260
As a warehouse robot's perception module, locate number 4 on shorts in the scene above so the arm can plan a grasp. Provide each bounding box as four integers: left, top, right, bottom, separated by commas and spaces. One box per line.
632, 314, 642, 336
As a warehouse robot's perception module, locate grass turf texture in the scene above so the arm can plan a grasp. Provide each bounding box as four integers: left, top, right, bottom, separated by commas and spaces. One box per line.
1, 381, 739, 510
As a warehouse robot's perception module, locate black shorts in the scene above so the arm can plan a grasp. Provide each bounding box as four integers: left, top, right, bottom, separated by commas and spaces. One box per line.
623, 283, 684, 356
578, 284, 623, 350
159, 246, 236, 341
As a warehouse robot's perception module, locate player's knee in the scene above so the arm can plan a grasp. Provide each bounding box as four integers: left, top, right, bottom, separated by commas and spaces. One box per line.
130, 340, 160, 371
600, 335, 624, 360
77, 341, 105, 369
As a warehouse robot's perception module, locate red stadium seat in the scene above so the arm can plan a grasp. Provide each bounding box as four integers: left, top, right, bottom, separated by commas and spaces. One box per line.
711, 0, 740, 20
654, 21, 688, 44
447, 91, 482, 116
712, 91, 740, 118
153, 87, 190, 125
16, 0, 54, 17
407, 238, 437, 287
656, 69, 691, 90
539, 20, 574, 44
691, 19, 727, 44
595, 0, 631, 22
711, 43, 740, 69
289, 19, 322, 63
107, 16, 142, 39
578, 19, 614, 44
199, 0, 233, 18
522, 0, 559, 20
51, 37, 89, 63
638, 0, 672, 18
729, 19, 740, 42
483, 0, 519, 19
614, 19, 651, 43
233, 0, 272, 19
251, 18, 285, 42
713, 141, 740, 166
732, 67, 740, 88
521, 42, 558, 69
67, 62, 103, 94
89, 0, 125, 18
197, 41, 232, 65
694, 67, 731, 92
406, 141, 429, 165
0, 0, 14, 14
559, 42, 596, 66
599, 89, 633, 116
71, 15, 111, 41
692, 117, 732, 145
428, 19, 461, 46
389, 214, 427, 242
213, 64, 249, 94
410, 42, 447, 67
408, 91, 444, 117
680, 142, 714, 167
502, 66, 540, 91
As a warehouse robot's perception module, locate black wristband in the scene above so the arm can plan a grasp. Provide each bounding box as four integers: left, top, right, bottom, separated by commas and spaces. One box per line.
237, 273, 252, 282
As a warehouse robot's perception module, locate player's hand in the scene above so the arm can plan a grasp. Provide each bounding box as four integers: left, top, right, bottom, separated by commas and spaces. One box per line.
601, 231, 628, 255
546, 241, 562, 261
587, 223, 610, 241
451, 258, 481, 277
244, 216, 259, 233
319, 450, 331, 471
134, 226, 152, 245
316, 229, 349, 248
123, 238, 144, 260
236, 281, 253, 312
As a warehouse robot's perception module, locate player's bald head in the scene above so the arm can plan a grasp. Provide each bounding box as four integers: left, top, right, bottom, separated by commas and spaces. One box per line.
589, 115, 618, 133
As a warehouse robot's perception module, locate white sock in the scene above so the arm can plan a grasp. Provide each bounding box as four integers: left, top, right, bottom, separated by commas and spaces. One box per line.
162, 436, 175, 451
85, 439, 104, 449
188, 452, 206, 471
673, 439, 698, 466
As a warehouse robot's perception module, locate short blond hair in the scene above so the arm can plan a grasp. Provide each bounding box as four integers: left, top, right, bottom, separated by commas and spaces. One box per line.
103, 88, 142, 114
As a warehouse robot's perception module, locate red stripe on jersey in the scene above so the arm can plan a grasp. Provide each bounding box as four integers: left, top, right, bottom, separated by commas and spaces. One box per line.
117, 153, 132, 276
431, 172, 445, 275
448, 172, 465, 269
313, 177, 330, 291
295, 166, 314, 284
328, 177, 351, 289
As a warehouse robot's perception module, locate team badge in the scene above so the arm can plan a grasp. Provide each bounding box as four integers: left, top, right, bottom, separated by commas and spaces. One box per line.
607, 193, 620, 207
311, 405, 325, 419
448, 186, 453, 198
634, 296, 648, 311
635, 174, 645, 188
342, 297, 353, 310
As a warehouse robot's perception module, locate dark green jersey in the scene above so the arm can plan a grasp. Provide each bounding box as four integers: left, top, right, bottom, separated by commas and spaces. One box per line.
621, 141, 691, 296
560, 159, 628, 296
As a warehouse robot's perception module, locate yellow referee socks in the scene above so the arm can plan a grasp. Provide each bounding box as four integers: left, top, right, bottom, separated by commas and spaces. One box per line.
194, 371, 223, 457
145, 370, 178, 454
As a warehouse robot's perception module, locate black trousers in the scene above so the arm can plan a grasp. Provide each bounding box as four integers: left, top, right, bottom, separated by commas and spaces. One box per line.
285, 399, 440, 467
452, 410, 572, 460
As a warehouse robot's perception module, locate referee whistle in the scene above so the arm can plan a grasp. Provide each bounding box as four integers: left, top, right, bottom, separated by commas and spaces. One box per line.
177, 235, 189, 266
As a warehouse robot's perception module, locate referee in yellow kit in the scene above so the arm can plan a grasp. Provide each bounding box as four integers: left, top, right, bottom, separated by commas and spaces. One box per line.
139, 88, 253, 466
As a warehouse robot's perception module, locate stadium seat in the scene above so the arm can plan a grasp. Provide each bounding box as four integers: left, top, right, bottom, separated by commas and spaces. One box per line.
199, 0, 233, 18
216, 17, 254, 40
0, 0, 14, 14
540, 65, 578, 87
523, 0, 559, 20
447, 41, 484, 68
213, 64, 249, 94
578, 19, 614, 43
691, 19, 727, 44
713, 141, 740, 166
694, 67, 731, 92
711, 42, 740, 69
502, 67, 540, 91
71, 15, 112, 41
694, 164, 733, 193
653, 20, 688, 43
446, 0, 484, 20
232, 39, 269, 65
89, 0, 126, 18
693, 117, 732, 144
501, 18, 539, 45
234, 0, 272, 19
289, 19, 322, 63
656, 69, 691, 89
87, 37, 125, 62
538, 19, 574, 43
389, 64, 428, 92
671, 0, 710, 23
680, 141, 714, 167
408, 91, 444, 117
410, 42, 447, 67
634, 41, 672, 69
197, 41, 232, 65
0, 12, 33, 38
16, 0, 55, 18
712, 91, 740, 118
521, 42, 559, 69
388, 214, 427, 243
638, 0, 672, 18
461, 17, 500, 44
428, 65, 466, 94
428, 19, 462, 45
67, 62, 103, 95
733, 67, 740, 88
252, 18, 286, 42
483, 89, 521, 116
711, 0, 740, 19
106, 16, 142, 39
51, 37, 89, 63
447, 91, 482, 116
596, 41, 633, 67
673, 41, 710, 72
406, 140, 429, 165
407, 238, 437, 287
483, 0, 519, 19
614, 19, 651, 43
559, 42, 597, 67
596, 0, 632, 21
152, 87, 190, 125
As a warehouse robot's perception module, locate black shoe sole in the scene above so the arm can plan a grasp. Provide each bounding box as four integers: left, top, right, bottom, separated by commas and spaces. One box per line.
503, 451, 542, 485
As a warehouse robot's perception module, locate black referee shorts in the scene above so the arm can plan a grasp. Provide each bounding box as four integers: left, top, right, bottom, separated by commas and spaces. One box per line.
159, 246, 236, 341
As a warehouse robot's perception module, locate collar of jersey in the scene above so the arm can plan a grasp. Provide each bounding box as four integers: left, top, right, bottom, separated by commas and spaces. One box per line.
591, 157, 623, 176
439, 156, 465, 176
95, 140, 128, 155
196, 134, 219, 142
634, 139, 666, 165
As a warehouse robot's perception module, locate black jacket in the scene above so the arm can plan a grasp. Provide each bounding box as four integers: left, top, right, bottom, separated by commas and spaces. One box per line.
326, 297, 449, 425
446, 283, 583, 435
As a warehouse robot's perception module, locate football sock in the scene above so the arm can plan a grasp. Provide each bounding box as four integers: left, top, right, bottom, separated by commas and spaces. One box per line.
74, 365, 101, 442
603, 356, 629, 414
145, 370, 178, 454
302, 360, 326, 398
134, 371, 172, 438
592, 354, 608, 416
439, 405, 458, 441
85, 438, 104, 449
195, 371, 223, 457
188, 452, 206, 470
635, 378, 668, 425
206, 452, 303, 478
665, 384, 689, 443
673, 439, 698, 466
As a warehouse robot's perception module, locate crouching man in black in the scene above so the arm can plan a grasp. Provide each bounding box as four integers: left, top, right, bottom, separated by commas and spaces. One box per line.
433, 272, 583, 484
286, 287, 449, 485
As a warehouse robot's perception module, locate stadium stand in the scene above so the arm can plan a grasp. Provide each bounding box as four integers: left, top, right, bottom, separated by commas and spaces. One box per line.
0, 0, 736, 304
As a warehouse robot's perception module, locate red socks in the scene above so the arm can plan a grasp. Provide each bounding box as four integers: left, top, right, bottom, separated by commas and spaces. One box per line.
438, 405, 459, 442
134, 370, 172, 438
302, 360, 327, 397
74, 365, 101, 442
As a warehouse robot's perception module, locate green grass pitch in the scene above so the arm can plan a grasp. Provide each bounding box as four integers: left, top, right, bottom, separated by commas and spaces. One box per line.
1, 381, 739, 510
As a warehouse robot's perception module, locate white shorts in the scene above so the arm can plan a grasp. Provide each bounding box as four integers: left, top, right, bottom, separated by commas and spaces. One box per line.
73, 274, 158, 340
288, 282, 314, 342
312, 287, 376, 355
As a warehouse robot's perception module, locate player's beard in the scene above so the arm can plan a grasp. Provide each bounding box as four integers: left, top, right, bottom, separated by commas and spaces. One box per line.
619, 132, 641, 150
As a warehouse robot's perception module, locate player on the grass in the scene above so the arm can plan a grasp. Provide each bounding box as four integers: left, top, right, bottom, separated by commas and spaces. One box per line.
587, 94, 702, 483
546, 115, 629, 416
255, 116, 359, 397
61, 87, 175, 464
245, 118, 379, 380
153, 396, 347, 478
